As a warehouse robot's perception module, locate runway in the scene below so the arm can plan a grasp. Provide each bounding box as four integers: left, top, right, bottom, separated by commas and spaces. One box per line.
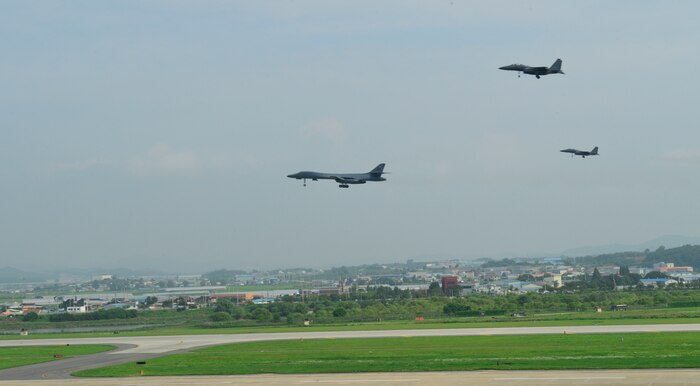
4, 323, 700, 354
1, 370, 700, 386
2, 323, 700, 383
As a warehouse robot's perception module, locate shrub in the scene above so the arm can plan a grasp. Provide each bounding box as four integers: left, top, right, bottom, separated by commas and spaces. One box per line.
210, 312, 232, 322
22, 312, 39, 322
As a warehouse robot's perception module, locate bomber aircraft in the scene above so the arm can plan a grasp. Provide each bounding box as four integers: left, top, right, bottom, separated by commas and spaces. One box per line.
499, 59, 564, 79
287, 163, 387, 188
560, 146, 599, 158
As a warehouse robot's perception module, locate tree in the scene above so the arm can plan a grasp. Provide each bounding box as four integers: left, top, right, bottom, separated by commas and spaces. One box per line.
214, 298, 235, 314
619, 266, 630, 276
443, 302, 471, 316
175, 296, 188, 311
518, 274, 536, 282
428, 282, 442, 297
332, 307, 347, 317
590, 267, 607, 289
210, 312, 232, 322
645, 271, 669, 279
286, 312, 304, 324
230, 306, 245, 320
22, 312, 39, 322
252, 308, 272, 322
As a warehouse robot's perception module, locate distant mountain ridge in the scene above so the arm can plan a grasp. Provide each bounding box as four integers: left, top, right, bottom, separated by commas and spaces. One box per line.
572, 244, 700, 270
562, 235, 700, 257
0, 267, 52, 283
0, 266, 169, 283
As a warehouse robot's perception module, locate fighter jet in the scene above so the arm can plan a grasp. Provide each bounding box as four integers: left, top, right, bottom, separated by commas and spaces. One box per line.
287, 163, 387, 188
560, 146, 599, 158
499, 59, 564, 79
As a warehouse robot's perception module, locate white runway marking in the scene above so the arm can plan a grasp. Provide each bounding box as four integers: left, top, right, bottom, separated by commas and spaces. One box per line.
298, 380, 421, 383
494, 376, 626, 380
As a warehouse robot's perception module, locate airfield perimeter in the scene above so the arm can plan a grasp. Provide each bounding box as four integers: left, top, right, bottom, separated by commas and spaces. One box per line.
3, 323, 700, 384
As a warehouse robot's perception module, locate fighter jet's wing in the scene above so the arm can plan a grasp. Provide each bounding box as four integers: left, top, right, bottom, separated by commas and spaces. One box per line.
531, 66, 548, 71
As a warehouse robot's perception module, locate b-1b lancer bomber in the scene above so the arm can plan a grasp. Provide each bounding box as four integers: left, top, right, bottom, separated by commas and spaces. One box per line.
561, 146, 599, 158
287, 163, 387, 188
499, 59, 564, 79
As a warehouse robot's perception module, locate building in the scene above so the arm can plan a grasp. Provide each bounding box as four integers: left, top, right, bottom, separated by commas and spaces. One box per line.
639, 278, 678, 287
209, 293, 255, 303
543, 274, 562, 288
59, 298, 88, 313
659, 266, 693, 274
441, 276, 459, 295
20, 303, 44, 315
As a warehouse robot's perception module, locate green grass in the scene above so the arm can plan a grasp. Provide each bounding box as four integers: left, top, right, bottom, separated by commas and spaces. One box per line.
75, 332, 700, 377
0, 345, 115, 370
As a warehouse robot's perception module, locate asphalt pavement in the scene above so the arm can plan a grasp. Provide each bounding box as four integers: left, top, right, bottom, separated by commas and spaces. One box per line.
2, 323, 700, 383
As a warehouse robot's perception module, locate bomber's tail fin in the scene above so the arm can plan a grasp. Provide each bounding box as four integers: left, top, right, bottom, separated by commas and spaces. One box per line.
550, 58, 563, 73
591, 146, 599, 155
369, 163, 386, 175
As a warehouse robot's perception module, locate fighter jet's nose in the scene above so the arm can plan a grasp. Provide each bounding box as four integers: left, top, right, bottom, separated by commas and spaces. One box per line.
499, 66, 508, 70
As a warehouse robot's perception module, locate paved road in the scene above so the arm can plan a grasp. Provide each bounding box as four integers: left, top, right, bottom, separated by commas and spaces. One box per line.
4, 323, 700, 354
2, 370, 700, 386
2, 323, 700, 382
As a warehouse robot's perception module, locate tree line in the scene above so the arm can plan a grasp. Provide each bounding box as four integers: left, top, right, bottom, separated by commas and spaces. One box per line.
206, 285, 700, 325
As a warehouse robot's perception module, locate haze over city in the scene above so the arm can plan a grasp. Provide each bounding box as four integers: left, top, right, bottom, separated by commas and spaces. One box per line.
2, 1, 700, 272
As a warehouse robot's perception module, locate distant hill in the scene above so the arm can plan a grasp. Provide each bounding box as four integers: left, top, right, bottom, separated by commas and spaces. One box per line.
0, 267, 170, 283
562, 235, 700, 257
572, 244, 700, 270
646, 245, 700, 268
0, 267, 52, 283
96, 267, 167, 278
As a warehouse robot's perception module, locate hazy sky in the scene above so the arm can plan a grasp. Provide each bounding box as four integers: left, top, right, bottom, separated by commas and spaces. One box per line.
2, 1, 700, 272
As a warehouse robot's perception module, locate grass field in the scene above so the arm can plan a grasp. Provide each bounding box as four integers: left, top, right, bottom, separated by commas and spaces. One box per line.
0, 345, 115, 370
74, 332, 700, 377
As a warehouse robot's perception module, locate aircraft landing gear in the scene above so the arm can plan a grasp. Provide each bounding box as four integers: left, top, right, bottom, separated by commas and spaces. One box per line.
536, 75, 541, 79
338, 184, 349, 188
303, 178, 306, 187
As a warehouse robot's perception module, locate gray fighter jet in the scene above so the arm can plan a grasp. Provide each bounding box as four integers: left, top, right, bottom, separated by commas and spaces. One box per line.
560, 146, 599, 158
287, 163, 387, 188
499, 59, 564, 79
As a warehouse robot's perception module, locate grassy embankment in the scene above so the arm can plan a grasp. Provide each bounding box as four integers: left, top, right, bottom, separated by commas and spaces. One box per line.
75, 332, 700, 376
3, 307, 700, 340
0, 345, 115, 370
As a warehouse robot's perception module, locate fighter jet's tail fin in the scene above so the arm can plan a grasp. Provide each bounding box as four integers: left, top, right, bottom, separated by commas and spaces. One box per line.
369, 163, 386, 175
550, 58, 563, 73
591, 146, 599, 155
